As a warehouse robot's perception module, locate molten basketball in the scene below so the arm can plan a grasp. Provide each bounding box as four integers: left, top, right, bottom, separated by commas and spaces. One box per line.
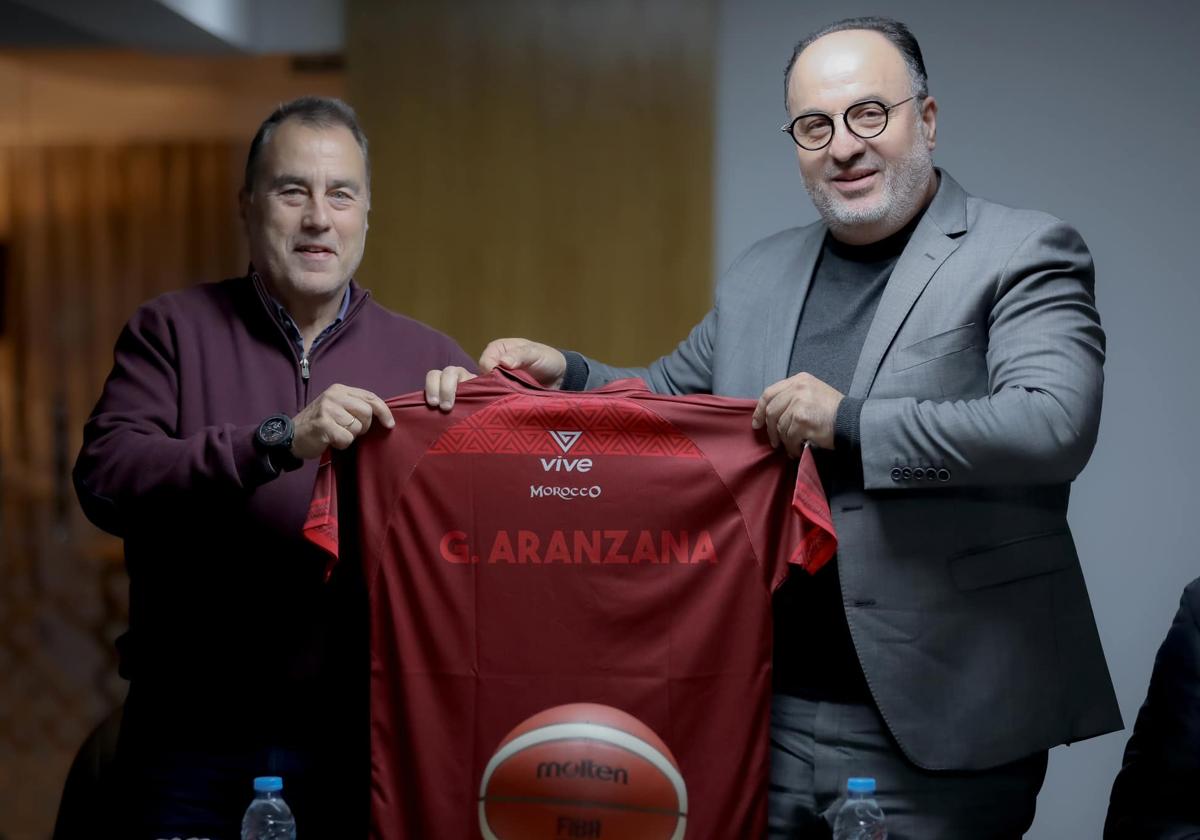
478, 702, 687, 840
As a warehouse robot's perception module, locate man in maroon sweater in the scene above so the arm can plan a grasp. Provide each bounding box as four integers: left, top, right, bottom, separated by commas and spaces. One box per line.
73, 97, 472, 838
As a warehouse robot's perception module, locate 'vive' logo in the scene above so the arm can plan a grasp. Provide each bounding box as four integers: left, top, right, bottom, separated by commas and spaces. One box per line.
542, 430, 591, 472
549, 430, 582, 453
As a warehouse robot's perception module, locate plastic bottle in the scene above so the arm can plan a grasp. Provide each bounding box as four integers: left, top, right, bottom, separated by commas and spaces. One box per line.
832, 776, 887, 840
241, 776, 297, 840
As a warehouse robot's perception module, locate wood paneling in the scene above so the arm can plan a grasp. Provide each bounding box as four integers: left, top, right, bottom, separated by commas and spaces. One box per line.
0, 142, 244, 840
0, 51, 345, 145
0, 49, 348, 839
348, 0, 716, 366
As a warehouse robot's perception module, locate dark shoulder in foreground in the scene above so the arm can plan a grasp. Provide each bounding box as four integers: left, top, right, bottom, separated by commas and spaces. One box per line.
357, 296, 475, 371
111, 277, 258, 338
133, 275, 249, 312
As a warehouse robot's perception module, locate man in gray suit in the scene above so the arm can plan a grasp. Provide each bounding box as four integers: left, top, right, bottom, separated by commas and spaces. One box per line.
428, 16, 1121, 838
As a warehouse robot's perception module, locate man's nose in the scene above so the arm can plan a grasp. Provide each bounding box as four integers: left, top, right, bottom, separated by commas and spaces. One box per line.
828, 122, 867, 163
303, 197, 331, 230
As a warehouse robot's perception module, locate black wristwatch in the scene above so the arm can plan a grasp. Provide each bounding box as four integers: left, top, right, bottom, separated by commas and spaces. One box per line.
254, 413, 304, 474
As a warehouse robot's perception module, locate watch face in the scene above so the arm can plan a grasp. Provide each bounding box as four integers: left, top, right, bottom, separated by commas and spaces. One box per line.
260, 416, 290, 446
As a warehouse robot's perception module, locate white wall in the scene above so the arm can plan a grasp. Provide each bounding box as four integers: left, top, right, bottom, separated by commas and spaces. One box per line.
715, 1, 1200, 836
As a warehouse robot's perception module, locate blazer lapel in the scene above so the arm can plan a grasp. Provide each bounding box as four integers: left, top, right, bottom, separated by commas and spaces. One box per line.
762, 223, 826, 391
848, 170, 969, 399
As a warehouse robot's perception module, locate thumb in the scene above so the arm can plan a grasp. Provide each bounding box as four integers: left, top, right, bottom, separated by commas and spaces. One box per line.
478, 340, 514, 373
751, 397, 766, 429
481, 338, 536, 372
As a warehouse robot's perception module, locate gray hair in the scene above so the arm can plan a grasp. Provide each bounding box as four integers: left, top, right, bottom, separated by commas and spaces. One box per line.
784, 17, 929, 110
243, 96, 370, 193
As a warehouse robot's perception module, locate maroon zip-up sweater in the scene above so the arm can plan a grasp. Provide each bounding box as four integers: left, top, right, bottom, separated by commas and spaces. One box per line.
74, 274, 472, 736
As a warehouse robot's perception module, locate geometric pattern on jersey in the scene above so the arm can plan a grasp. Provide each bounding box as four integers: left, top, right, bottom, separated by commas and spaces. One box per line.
428, 395, 703, 458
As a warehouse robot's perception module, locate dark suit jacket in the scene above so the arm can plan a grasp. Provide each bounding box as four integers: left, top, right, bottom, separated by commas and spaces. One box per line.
579, 170, 1123, 770
1105, 578, 1200, 838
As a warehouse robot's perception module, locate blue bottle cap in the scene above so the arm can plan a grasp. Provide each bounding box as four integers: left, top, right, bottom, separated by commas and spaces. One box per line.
847, 777, 876, 794
253, 776, 284, 792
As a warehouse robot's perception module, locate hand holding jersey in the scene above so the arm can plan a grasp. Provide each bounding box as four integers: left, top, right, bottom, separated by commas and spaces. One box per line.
425, 337, 562, 410
291, 382, 395, 460
750, 371, 844, 454
424, 364, 476, 410
424, 338, 843, 455
481, 337, 569, 388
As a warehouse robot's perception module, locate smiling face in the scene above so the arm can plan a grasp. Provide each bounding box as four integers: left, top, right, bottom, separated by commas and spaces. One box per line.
786, 29, 938, 244
240, 118, 370, 311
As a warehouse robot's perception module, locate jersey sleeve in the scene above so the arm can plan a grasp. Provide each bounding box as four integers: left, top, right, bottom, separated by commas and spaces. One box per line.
303, 385, 510, 584
303, 448, 341, 580
642, 394, 837, 591
788, 446, 837, 575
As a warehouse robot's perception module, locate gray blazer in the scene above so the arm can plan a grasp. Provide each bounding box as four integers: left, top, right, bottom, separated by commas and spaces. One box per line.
580, 170, 1122, 770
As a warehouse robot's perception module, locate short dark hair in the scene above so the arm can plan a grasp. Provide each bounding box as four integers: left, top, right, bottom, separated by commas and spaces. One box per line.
242, 96, 370, 193
783, 17, 929, 110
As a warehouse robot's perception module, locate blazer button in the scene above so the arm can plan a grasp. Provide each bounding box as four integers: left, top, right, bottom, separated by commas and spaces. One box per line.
901, 468, 912, 480
891, 467, 902, 482
937, 468, 951, 482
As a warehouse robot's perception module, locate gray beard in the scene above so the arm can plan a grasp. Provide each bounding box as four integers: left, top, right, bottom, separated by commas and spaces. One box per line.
804, 136, 934, 238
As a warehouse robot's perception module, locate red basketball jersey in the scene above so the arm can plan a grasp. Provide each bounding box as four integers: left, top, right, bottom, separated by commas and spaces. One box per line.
304, 370, 836, 839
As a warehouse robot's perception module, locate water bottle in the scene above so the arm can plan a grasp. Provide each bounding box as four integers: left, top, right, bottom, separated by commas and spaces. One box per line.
241, 776, 297, 840
832, 777, 887, 840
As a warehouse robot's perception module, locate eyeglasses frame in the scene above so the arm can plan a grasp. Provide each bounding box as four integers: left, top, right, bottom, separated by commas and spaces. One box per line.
780, 95, 919, 151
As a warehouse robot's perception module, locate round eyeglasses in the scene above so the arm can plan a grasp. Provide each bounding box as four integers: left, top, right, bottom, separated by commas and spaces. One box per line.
781, 96, 916, 151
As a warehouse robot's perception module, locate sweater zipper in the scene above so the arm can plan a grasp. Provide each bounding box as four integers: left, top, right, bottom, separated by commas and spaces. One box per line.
249, 273, 372, 393
295, 291, 371, 387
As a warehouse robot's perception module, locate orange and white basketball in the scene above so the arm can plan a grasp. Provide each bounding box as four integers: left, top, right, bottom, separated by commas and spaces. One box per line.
478, 702, 687, 840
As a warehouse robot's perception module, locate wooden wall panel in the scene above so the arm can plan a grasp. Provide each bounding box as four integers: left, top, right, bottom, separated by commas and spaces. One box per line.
0, 49, 345, 839
0, 142, 245, 839
348, 0, 716, 367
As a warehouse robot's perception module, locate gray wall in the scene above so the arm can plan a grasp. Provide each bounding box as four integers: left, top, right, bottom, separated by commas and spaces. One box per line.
715, 0, 1200, 836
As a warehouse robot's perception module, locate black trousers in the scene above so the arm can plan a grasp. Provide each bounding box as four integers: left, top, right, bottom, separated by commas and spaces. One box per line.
104, 686, 367, 840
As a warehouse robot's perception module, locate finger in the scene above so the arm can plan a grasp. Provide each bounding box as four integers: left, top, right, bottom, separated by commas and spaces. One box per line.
759, 376, 794, 405
496, 342, 537, 370
778, 408, 806, 458
326, 424, 357, 450
341, 386, 388, 417
494, 340, 546, 371
751, 395, 768, 430
323, 405, 363, 438
362, 390, 394, 428
762, 397, 782, 449
425, 369, 442, 407
753, 378, 793, 430
479, 339, 520, 373
763, 388, 793, 428
327, 405, 360, 433
340, 396, 376, 428
763, 390, 798, 450
338, 390, 393, 432
441, 366, 477, 411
